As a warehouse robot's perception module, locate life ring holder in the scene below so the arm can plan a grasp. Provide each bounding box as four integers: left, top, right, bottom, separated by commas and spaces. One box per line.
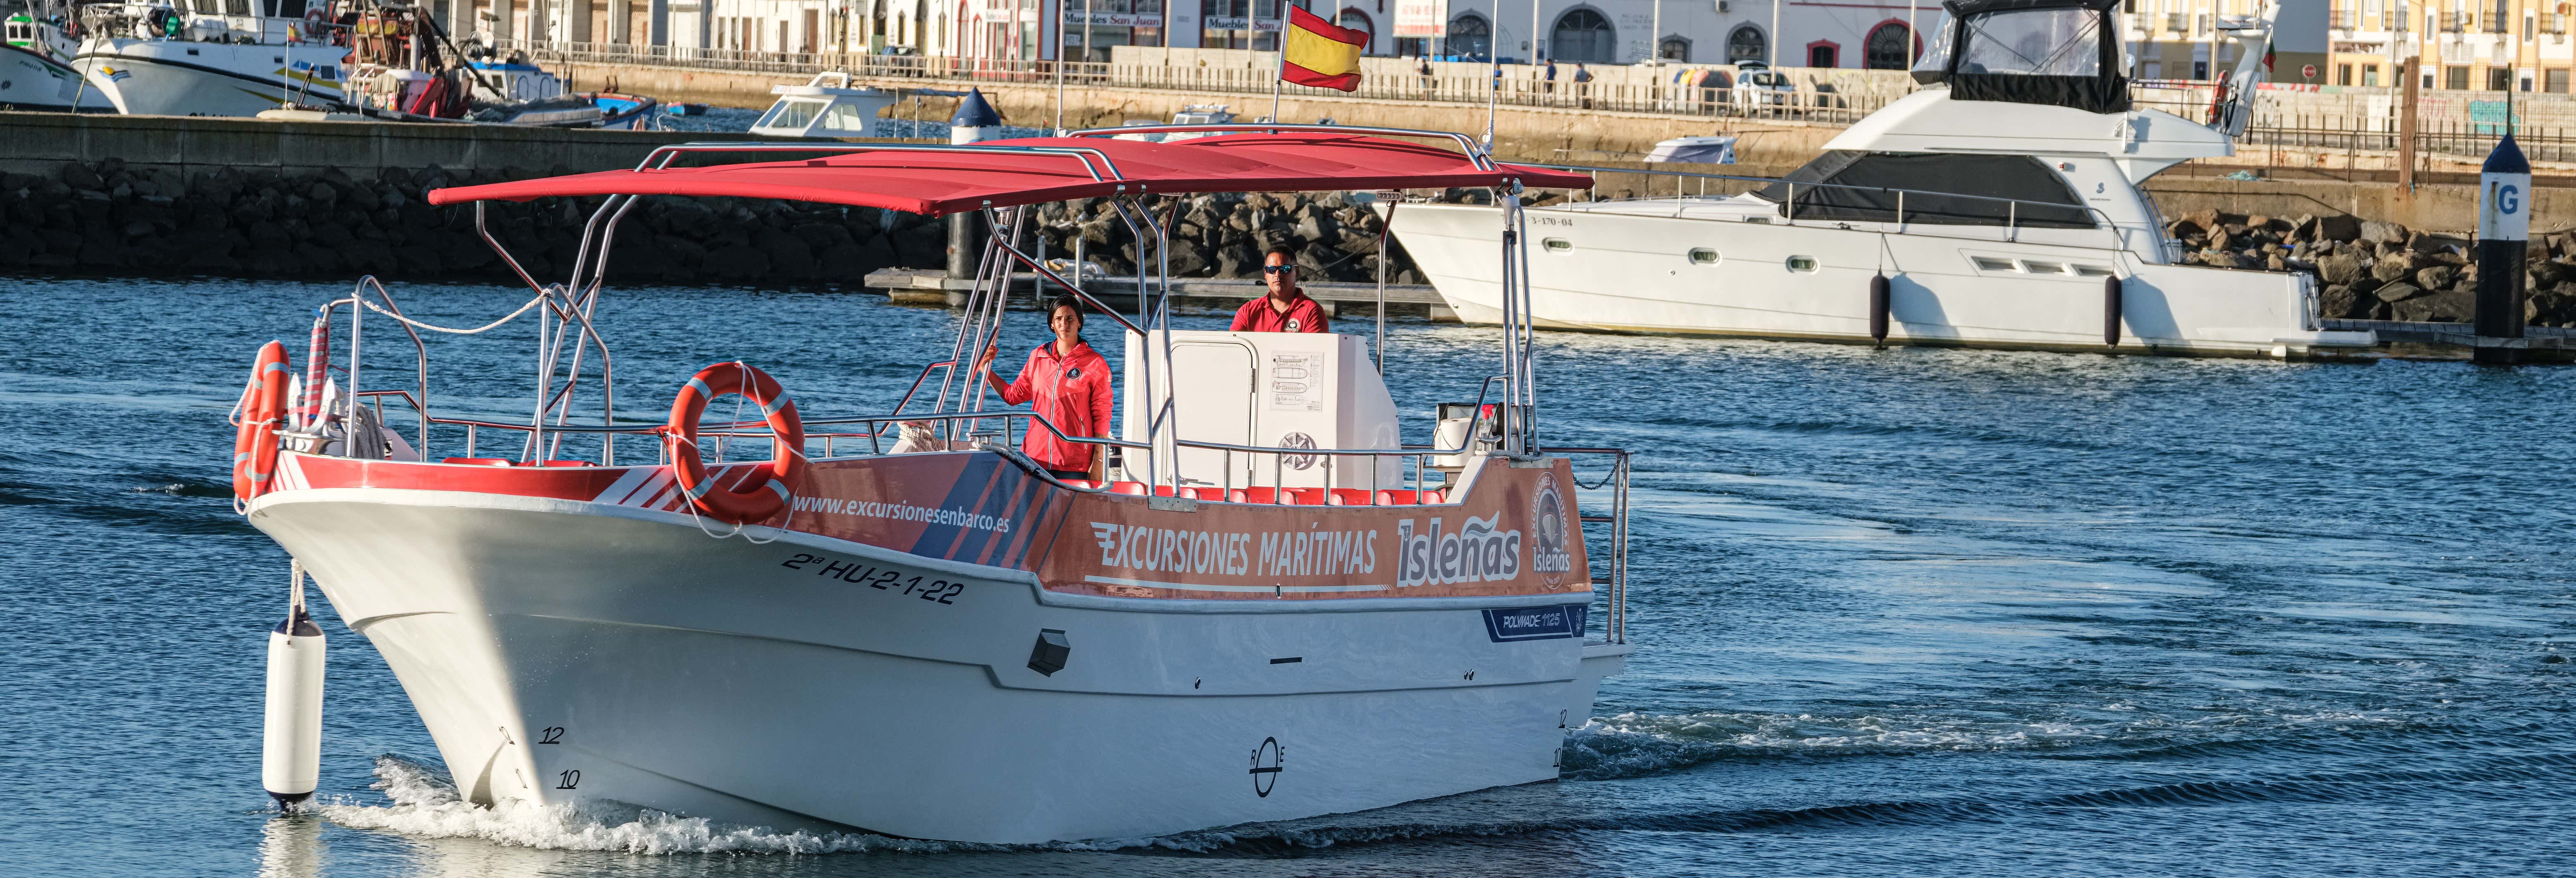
233, 341, 291, 504
663, 362, 805, 526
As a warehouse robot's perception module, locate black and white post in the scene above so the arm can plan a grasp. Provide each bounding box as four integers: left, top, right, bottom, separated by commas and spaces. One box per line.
2474, 134, 2531, 365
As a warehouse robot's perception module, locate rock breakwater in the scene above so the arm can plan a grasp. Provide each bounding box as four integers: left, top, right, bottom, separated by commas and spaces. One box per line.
2166, 208, 2576, 327
0, 159, 1425, 288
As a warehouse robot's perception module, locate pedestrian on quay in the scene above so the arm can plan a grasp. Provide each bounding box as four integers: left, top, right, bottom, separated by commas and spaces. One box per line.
1544, 57, 1558, 97
978, 295, 1115, 481
1231, 245, 1331, 334
1573, 62, 1594, 109
1418, 55, 1435, 96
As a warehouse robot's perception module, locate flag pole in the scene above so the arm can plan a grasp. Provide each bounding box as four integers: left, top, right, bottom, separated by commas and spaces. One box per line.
1272, 0, 1290, 127
1055, 0, 1067, 131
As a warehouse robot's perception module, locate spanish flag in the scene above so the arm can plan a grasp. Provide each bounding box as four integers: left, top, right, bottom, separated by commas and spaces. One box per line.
1281, 5, 1365, 92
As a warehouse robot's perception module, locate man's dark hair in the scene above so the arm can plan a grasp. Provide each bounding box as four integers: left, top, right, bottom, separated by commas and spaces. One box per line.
1047, 294, 1085, 324
1264, 244, 1299, 264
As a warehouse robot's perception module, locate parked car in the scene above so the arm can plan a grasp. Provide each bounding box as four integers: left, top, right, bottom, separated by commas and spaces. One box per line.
1730, 63, 1797, 109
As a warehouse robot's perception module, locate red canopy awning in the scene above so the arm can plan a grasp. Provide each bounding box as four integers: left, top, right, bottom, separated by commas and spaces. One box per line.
424, 131, 1593, 215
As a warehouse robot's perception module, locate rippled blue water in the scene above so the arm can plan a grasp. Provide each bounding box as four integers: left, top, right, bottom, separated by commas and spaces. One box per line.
4, 275, 2573, 877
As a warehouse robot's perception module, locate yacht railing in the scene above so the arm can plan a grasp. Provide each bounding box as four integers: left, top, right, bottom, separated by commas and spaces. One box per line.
332, 390, 1632, 642
1522, 163, 2170, 264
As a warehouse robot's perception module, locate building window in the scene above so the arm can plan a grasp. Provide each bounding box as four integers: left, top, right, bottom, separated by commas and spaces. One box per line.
1726, 24, 1765, 63
1548, 9, 1612, 63
2550, 69, 2571, 92
2489, 67, 2512, 90
2338, 63, 2352, 84
1659, 35, 1690, 62
1863, 22, 1916, 70
1807, 41, 1837, 68
2363, 63, 2379, 85
1448, 11, 1490, 60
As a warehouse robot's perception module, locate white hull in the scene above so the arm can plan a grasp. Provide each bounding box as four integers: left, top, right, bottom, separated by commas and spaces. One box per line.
251, 485, 1624, 843
1395, 201, 2372, 357
0, 44, 109, 111
78, 38, 343, 116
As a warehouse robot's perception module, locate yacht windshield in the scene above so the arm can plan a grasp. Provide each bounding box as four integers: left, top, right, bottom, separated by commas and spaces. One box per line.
1934, 0, 2129, 114
1958, 8, 2099, 76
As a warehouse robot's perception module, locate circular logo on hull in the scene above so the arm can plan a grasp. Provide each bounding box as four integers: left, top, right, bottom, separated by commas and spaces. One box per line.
1250, 737, 1284, 797
1531, 471, 1573, 585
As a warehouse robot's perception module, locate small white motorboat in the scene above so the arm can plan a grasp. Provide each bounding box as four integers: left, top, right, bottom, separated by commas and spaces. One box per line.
1643, 135, 1735, 164
747, 71, 899, 138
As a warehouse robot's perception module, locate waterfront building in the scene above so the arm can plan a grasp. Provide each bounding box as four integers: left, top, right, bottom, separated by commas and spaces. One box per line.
2318, 0, 2576, 92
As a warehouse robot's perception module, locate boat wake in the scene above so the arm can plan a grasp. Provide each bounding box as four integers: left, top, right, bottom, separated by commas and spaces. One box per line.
1560, 710, 2108, 780
316, 755, 993, 854
317, 756, 1386, 855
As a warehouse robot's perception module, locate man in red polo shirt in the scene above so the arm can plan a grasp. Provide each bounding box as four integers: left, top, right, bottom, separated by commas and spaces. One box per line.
978, 295, 1115, 481
1230, 244, 1331, 333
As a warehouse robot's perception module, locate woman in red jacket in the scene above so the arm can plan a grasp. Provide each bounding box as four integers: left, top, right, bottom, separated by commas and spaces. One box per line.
978, 296, 1115, 480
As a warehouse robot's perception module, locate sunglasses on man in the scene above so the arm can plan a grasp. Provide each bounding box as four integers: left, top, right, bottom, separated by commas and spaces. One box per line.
1263, 264, 1297, 275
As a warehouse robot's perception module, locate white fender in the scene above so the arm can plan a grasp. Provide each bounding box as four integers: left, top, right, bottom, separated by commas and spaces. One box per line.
261, 607, 325, 806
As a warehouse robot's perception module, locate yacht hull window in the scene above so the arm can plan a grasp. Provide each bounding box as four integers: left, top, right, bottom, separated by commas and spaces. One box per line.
1937, 0, 2131, 114
1754, 151, 2096, 229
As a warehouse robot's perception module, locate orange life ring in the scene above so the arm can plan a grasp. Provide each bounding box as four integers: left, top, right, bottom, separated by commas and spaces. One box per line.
233, 341, 291, 502
664, 362, 805, 525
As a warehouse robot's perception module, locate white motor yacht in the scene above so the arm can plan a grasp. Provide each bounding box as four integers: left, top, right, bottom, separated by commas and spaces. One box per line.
1393, 0, 2375, 357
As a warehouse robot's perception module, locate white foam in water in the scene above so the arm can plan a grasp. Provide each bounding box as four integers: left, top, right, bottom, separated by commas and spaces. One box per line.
316, 756, 987, 854
317, 755, 1263, 855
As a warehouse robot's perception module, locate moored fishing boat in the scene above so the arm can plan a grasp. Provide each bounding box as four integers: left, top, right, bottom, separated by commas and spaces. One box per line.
225, 128, 1636, 843
2, 4, 111, 111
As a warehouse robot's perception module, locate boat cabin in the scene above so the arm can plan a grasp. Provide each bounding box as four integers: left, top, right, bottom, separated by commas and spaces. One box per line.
1915, 0, 2129, 115
749, 72, 899, 139
1125, 330, 1400, 492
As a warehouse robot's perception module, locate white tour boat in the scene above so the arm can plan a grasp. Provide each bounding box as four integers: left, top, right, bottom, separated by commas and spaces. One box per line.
225, 128, 1635, 843
1392, 0, 2375, 357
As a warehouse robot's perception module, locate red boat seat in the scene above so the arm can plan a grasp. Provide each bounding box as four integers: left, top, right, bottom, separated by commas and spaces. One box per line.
1374, 489, 1447, 504
441, 457, 515, 466
1110, 481, 1148, 495
537, 460, 594, 467
1326, 489, 1375, 506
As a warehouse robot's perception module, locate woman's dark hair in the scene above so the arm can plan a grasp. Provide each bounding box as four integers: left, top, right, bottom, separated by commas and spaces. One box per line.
1047, 295, 1084, 326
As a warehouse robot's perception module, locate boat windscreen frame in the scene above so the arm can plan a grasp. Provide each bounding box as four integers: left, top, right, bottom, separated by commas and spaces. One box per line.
432, 128, 1579, 491
1932, 0, 2131, 115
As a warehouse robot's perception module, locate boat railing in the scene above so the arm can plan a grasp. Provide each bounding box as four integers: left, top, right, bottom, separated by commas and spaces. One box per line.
1518, 162, 2163, 263
323, 394, 1630, 642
